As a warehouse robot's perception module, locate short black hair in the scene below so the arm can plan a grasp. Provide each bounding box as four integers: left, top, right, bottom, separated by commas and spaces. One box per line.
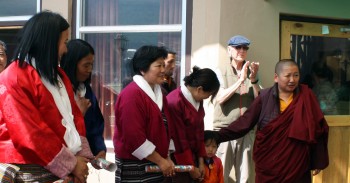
163, 46, 176, 55
132, 45, 167, 75
183, 66, 220, 102
204, 130, 220, 146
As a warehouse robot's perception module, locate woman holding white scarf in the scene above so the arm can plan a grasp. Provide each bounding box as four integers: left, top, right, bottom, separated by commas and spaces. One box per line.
113, 45, 175, 182
0, 11, 93, 183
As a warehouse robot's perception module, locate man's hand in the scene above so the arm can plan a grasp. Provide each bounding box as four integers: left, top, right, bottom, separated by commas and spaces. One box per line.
239, 61, 250, 83
248, 61, 259, 82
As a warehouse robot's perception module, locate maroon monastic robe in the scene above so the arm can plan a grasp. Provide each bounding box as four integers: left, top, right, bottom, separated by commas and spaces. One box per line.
219, 84, 329, 183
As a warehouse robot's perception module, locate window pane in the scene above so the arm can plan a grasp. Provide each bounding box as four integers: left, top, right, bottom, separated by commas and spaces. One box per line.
291, 35, 350, 115
83, 0, 182, 26
0, 0, 37, 17
83, 32, 181, 140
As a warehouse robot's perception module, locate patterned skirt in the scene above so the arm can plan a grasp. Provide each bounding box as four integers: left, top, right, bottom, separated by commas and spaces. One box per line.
14, 164, 60, 183
115, 157, 164, 183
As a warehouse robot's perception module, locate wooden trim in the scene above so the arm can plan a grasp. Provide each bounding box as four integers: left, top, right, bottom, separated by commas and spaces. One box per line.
325, 116, 350, 126
0, 26, 22, 30
280, 21, 291, 59
287, 21, 350, 38
280, 21, 350, 60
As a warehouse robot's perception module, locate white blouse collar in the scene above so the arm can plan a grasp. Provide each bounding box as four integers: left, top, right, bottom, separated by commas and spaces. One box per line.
181, 84, 199, 111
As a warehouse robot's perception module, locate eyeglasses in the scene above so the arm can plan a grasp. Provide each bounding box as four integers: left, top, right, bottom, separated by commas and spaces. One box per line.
232, 46, 249, 51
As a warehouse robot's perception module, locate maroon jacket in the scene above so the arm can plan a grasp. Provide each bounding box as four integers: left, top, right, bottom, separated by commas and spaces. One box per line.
167, 88, 207, 165
113, 82, 173, 160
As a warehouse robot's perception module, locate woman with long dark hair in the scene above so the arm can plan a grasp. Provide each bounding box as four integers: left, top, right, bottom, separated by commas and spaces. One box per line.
61, 39, 107, 162
0, 11, 93, 183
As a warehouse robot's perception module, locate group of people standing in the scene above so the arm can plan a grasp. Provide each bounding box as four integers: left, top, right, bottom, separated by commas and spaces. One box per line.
0, 10, 329, 183
112, 34, 329, 183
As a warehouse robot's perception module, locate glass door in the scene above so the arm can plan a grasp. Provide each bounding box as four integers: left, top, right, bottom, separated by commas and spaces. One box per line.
281, 20, 350, 183
281, 21, 350, 117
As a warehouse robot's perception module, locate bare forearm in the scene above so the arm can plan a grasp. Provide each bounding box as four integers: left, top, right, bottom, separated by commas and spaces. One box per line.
252, 82, 262, 98
217, 79, 244, 104
146, 151, 166, 165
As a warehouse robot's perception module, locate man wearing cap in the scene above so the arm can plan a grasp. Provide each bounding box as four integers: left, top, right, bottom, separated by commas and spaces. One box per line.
213, 35, 261, 183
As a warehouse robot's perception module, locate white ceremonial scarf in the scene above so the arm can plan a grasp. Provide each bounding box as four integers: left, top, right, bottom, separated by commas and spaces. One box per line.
33, 59, 82, 154
181, 84, 200, 111
133, 75, 163, 110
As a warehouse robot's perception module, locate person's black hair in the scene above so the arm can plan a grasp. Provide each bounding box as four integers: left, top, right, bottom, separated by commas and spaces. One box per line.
204, 130, 220, 147
163, 46, 177, 55
183, 66, 220, 102
60, 39, 95, 91
132, 45, 167, 75
13, 10, 69, 85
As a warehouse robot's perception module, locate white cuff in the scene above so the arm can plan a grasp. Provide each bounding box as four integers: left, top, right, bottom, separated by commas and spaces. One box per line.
169, 139, 175, 153
132, 139, 156, 160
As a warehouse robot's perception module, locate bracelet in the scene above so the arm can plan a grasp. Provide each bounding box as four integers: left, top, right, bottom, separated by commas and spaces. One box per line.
251, 79, 259, 84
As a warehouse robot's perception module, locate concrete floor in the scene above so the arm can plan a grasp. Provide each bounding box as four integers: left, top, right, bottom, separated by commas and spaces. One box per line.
87, 151, 115, 183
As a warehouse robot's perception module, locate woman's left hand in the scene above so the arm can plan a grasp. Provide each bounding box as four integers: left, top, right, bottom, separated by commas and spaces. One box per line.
91, 151, 107, 169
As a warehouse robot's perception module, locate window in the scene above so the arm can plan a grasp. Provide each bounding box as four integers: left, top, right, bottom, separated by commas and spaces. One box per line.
0, 0, 40, 22
0, 0, 40, 61
281, 17, 350, 128
76, 0, 187, 141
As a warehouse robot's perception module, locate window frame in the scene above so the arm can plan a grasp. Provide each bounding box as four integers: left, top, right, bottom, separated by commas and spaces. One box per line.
75, 0, 190, 147
0, 0, 41, 22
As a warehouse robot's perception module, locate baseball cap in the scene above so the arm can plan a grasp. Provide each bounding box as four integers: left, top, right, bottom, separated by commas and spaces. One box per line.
227, 35, 250, 46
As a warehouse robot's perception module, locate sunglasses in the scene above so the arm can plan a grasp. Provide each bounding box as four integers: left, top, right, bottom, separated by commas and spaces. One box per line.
232, 46, 249, 51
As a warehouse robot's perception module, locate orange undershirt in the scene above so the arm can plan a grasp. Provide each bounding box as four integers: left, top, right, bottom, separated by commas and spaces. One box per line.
279, 93, 293, 112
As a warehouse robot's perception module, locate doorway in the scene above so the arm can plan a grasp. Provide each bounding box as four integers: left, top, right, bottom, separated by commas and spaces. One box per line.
281, 20, 350, 183
281, 20, 350, 116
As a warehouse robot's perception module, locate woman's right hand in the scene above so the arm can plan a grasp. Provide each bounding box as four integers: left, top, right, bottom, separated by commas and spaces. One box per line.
75, 97, 91, 116
158, 158, 175, 177
71, 156, 90, 183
